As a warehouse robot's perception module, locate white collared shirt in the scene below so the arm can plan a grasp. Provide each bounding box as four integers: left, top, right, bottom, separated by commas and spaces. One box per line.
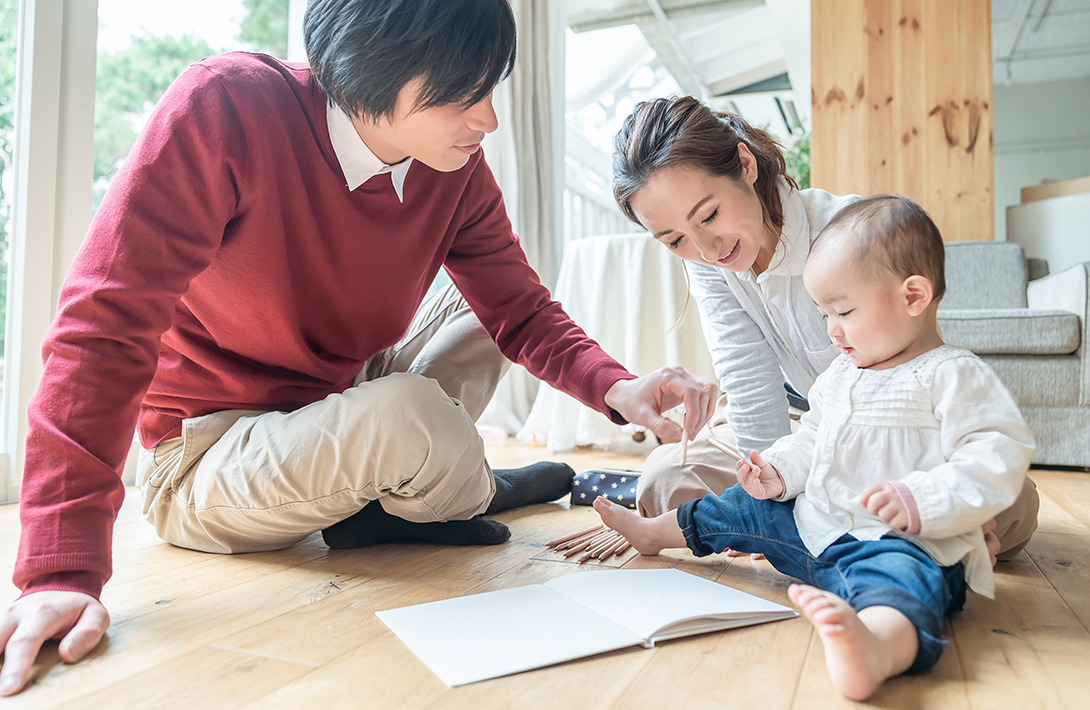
688, 181, 860, 454
326, 102, 412, 201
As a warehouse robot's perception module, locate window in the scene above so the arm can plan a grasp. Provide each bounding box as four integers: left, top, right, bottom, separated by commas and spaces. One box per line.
0, 0, 17, 411
94, 0, 294, 210
0, 1, 303, 501
564, 25, 680, 243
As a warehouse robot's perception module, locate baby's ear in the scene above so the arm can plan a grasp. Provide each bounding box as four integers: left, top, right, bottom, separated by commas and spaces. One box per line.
902, 274, 934, 315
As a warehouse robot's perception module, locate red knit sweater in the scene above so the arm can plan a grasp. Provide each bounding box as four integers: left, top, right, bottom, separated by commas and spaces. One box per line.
16, 53, 633, 599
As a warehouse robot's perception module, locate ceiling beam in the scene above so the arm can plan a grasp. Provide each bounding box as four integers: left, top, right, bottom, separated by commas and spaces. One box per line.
636, 0, 712, 101
995, 0, 1036, 61
567, 0, 761, 33
708, 58, 789, 96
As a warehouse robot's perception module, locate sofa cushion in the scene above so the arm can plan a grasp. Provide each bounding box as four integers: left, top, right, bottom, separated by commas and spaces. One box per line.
939, 309, 1081, 355
981, 354, 1081, 407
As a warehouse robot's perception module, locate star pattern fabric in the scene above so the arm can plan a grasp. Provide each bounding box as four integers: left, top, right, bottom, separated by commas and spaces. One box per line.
570, 469, 640, 509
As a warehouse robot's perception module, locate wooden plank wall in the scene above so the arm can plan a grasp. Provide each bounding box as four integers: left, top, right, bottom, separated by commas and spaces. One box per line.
811, 0, 994, 241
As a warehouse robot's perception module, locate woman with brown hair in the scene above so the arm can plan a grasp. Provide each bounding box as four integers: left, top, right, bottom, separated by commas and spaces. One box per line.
613, 95, 1038, 559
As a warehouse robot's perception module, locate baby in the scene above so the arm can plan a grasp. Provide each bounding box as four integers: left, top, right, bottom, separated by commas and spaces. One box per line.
596, 195, 1035, 700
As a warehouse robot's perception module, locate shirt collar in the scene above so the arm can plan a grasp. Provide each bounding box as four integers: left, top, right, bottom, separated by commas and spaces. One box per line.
326, 102, 412, 202
751, 178, 810, 283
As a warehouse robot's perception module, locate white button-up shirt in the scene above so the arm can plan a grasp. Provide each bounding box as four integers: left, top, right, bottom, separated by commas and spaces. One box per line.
326, 102, 412, 201
688, 182, 860, 454
762, 346, 1036, 597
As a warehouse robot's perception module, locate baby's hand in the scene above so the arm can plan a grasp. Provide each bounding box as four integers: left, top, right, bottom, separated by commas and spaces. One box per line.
860, 483, 913, 532
736, 450, 785, 500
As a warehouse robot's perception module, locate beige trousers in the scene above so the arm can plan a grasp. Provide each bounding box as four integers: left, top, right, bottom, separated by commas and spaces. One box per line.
637, 395, 1040, 560
136, 284, 510, 554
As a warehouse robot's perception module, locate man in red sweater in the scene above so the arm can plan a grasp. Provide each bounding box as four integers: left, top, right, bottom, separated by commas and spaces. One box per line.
0, 0, 718, 696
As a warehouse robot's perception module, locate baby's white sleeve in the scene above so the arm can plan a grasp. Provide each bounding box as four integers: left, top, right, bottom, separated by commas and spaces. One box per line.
898, 357, 1035, 539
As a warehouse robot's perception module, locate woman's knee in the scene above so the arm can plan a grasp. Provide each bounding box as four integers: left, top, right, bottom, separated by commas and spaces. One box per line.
636, 443, 683, 516
995, 476, 1040, 560
636, 438, 739, 517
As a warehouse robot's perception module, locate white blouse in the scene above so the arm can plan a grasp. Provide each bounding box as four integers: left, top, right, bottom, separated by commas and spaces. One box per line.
761, 346, 1035, 598
688, 182, 860, 455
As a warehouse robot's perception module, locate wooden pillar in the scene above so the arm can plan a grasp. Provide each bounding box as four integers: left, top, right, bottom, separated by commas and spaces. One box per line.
811, 0, 994, 241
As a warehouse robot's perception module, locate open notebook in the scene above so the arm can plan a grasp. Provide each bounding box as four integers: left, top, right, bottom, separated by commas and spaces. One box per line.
376, 568, 797, 686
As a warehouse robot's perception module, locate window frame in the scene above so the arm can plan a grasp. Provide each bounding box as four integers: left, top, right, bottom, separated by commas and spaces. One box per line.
2, 0, 97, 502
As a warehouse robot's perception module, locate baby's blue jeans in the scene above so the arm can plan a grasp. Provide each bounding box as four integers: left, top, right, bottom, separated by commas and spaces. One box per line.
677, 485, 968, 673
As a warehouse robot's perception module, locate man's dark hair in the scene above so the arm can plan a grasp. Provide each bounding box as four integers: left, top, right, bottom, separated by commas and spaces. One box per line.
304, 0, 516, 121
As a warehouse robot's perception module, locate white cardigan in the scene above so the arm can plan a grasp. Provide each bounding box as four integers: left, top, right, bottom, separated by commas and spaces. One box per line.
688, 182, 859, 454
762, 346, 1036, 598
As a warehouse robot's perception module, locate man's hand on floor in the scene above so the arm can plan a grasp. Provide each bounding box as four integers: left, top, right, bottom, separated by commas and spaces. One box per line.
604, 366, 717, 443
0, 591, 110, 696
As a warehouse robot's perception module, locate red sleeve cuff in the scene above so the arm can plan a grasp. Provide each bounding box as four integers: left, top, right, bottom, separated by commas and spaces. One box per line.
594, 370, 637, 424
18, 571, 105, 601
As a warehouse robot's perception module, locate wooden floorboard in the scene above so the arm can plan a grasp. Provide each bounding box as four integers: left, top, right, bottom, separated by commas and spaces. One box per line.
2, 446, 1089, 708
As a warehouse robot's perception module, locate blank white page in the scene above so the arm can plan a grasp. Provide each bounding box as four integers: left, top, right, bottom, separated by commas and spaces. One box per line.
545, 568, 795, 643
376, 584, 643, 686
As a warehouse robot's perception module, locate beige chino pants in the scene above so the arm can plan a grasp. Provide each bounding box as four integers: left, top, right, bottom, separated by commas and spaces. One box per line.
136, 284, 510, 554
636, 394, 1040, 560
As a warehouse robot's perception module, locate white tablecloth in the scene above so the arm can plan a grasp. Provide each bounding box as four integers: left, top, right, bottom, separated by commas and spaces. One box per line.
518, 233, 717, 451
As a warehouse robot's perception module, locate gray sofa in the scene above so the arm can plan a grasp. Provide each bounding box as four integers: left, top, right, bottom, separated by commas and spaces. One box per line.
939, 241, 1089, 468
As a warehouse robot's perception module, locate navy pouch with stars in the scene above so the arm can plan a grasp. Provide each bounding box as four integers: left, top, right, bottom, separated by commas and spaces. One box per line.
570, 468, 641, 509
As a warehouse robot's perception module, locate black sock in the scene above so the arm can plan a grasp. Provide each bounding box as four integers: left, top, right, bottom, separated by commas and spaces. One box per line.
485, 461, 575, 515
322, 501, 510, 549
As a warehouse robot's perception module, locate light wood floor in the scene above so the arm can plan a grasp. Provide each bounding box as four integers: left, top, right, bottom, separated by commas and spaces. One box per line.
2, 440, 1090, 709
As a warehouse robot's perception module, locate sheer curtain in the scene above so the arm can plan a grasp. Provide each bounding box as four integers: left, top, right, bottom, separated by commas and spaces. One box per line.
479, 0, 566, 433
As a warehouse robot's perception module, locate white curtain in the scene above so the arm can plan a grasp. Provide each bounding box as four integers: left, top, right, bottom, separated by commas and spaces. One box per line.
517, 234, 717, 452
485, 0, 565, 288
479, 0, 566, 433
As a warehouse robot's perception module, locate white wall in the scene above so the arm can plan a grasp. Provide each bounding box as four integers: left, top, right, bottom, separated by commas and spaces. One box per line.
1007, 192, 1090, 274
993, 77, 1090, 242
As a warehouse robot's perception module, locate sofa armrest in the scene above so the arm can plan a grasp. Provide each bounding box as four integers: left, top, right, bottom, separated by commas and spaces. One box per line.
1028, 262, 1089, 406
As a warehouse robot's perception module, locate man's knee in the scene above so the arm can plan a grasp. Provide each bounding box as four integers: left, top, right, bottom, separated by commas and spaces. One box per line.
361, 371, 470, 423
347, 371, 484, 459
357, 373, 491, 521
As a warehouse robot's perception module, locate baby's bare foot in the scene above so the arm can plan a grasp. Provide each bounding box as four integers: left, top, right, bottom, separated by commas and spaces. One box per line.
593, 496, 664, 555
725, 548, 765, 560
788, 584, 894, 701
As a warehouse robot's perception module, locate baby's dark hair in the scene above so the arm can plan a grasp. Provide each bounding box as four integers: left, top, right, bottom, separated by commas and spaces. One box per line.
810, 195, 946, 301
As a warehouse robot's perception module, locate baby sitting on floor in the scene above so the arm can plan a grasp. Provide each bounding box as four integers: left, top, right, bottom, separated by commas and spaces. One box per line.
596, 195, 1035, 700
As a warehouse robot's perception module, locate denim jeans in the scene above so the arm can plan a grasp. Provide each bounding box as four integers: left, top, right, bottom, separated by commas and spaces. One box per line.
677, 485, 968, 674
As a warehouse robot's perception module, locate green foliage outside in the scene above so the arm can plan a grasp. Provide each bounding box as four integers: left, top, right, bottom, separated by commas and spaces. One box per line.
784, 120, 811, 190
92, 33, 220, 207
1, 0, 19, 353
0, 0, 292, 355
92, 0, 290, 208
240, 0, 291, 59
